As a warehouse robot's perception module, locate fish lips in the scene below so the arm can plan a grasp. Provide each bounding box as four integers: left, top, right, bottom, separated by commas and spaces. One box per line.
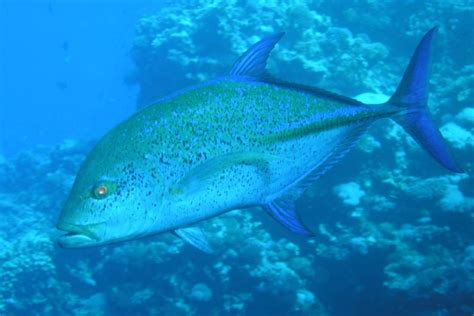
57, 221, 106, 248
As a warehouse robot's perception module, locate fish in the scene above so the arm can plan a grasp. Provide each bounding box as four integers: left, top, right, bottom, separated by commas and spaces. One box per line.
57, 27, 462, 252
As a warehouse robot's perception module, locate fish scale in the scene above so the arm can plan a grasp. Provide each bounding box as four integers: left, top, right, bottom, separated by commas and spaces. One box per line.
57, 29, 462, 250
66, 78, 390, 233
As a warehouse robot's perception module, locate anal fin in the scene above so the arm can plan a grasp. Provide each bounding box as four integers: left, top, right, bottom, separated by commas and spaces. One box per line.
263, 200, 313, 236
276, 123, 369, 200
263, 124, 369, 237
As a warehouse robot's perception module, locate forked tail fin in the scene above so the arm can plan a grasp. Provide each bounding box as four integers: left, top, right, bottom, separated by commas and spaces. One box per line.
388, 27, 463, 173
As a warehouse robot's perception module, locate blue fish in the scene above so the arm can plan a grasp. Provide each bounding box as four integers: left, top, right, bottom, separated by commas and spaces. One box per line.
57, 28, 462, 252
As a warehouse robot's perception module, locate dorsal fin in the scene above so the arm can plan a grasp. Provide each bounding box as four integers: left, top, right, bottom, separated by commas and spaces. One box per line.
262, 76, 364, 106
230, 33, 284, 77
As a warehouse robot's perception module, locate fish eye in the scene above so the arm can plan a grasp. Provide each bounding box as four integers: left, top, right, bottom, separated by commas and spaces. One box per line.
91, 181, 118, 199
93, 185, 109, 199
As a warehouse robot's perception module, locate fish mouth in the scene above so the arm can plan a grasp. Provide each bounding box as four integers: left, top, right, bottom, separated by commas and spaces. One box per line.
57, 221, 106, 248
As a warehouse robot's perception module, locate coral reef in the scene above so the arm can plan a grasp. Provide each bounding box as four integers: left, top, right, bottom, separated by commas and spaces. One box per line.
1, 1, 473, 315
0, 142, 329, 315
0, 128, 472, 315
129, 0, 395, 108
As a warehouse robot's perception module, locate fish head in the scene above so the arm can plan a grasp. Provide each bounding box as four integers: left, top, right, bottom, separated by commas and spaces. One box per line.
57, 155, 164, 248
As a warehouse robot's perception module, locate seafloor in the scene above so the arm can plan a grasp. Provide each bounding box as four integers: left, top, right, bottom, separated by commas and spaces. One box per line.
1, 1, 473, 315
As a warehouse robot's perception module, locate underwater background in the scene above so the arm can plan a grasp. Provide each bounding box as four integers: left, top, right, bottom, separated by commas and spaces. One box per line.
0, 0, 473, 315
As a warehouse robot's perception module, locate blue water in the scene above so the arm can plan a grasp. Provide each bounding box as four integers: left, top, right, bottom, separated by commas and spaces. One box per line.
0, 0, 163, 156
0, 1, 473, 315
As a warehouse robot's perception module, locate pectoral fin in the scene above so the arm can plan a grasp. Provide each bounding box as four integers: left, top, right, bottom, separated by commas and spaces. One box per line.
171, 152, 281, 197
174, 227, 213, 253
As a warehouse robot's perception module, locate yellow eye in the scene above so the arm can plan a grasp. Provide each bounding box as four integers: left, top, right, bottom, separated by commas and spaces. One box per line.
91, 181, 117, 199
93, 185, 108, 199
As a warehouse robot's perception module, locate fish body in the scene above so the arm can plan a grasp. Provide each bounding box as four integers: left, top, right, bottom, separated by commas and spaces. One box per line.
57, 29, 462, 250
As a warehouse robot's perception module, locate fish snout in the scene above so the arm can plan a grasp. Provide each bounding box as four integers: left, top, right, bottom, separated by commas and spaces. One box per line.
56, 221, 106, 248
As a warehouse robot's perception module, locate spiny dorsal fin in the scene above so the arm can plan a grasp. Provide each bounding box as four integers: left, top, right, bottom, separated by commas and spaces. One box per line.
230, 32, 284, 77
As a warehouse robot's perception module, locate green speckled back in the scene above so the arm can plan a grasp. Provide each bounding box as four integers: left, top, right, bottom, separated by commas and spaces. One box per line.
86, 78, 365, 186
59, 76, 394, 248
